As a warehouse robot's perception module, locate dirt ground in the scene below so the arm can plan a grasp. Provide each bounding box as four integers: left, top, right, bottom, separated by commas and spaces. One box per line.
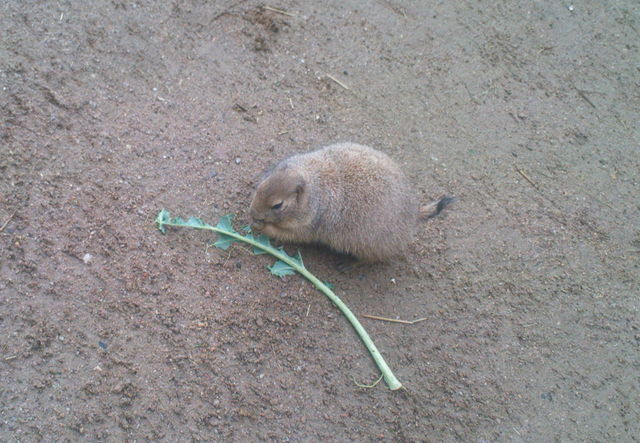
1, 0, 639, 441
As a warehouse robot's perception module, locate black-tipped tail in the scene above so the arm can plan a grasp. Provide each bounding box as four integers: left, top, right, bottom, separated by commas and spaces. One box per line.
424, 196, 456, 219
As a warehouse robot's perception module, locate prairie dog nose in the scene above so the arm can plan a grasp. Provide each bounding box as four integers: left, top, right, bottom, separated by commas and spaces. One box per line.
249, 206, 261, 221
251, 218, 265, 231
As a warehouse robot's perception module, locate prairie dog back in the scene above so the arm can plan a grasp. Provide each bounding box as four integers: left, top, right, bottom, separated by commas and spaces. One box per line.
249, 143, 418, 262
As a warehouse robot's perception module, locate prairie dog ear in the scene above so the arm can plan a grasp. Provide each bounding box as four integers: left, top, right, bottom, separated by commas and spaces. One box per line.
281, 170, 305, 194
292, 175, 306, 203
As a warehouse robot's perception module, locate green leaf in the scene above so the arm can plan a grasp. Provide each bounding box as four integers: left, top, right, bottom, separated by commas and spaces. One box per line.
323, 281, 335, 290
215, 214, 237, 234
272, 248, 304, 268
155, 209, 171, 233
155, 210, 217, 234
185, 217, 212, 229
248, 234, 272, 255
211, 214, 239, 250
268, 260, 296, 278
214, 234, 236, 250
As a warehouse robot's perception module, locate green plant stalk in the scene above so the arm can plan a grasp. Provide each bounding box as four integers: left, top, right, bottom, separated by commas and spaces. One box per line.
156, 214, 402, 390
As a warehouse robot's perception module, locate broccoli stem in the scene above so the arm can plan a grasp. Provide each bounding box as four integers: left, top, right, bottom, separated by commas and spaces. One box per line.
156, 210, 402, 390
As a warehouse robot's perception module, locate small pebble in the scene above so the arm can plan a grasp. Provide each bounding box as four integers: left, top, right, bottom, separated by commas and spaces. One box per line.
83, 253, 93, 264
235, 157, 241, 164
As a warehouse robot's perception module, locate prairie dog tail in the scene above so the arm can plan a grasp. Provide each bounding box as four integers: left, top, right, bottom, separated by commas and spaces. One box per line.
419, 196, 456, 220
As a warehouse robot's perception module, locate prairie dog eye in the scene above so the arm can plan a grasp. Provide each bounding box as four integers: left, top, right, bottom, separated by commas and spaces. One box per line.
271, 201, 283, 210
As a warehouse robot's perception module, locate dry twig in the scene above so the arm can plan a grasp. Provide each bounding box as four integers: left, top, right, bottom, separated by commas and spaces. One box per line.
0, 211, 16, 232
514, 166, 539, 189
326, 74, 350, 90
263, 6, 296, 17
576, 88, 597, 109
353, 374, 384, 388
362, 314, 427, 325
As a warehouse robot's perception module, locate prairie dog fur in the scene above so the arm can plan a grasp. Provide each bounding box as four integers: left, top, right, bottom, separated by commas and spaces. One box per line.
249, 142, 450, 262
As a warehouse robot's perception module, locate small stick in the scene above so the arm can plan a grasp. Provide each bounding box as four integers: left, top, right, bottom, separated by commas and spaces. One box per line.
263, 6, 296, 17
306, 303, 311, 317
4, 355, 17, 361
288, 97, 294, 109
514, 166, 538, 189
513, 427, 521, 436
222, 249, 232, 267
463, 83, 479, 105
577, 90, 597, 109
326, 74, 350, 90
362, 314, 427, 325
353, 374, 384, 389
0, 211, 16, 232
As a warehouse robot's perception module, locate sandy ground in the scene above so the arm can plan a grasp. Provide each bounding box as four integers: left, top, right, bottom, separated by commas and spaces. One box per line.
1, 0, 639, 441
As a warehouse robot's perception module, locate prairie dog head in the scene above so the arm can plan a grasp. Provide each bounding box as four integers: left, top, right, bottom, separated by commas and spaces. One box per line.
249, 168, 308, 235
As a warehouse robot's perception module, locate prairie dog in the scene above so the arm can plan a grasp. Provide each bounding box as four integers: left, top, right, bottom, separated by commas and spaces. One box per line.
249, 142, 448, 262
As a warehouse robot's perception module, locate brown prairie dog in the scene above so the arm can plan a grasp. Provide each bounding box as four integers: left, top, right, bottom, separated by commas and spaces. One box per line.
249, 142, 452, 262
